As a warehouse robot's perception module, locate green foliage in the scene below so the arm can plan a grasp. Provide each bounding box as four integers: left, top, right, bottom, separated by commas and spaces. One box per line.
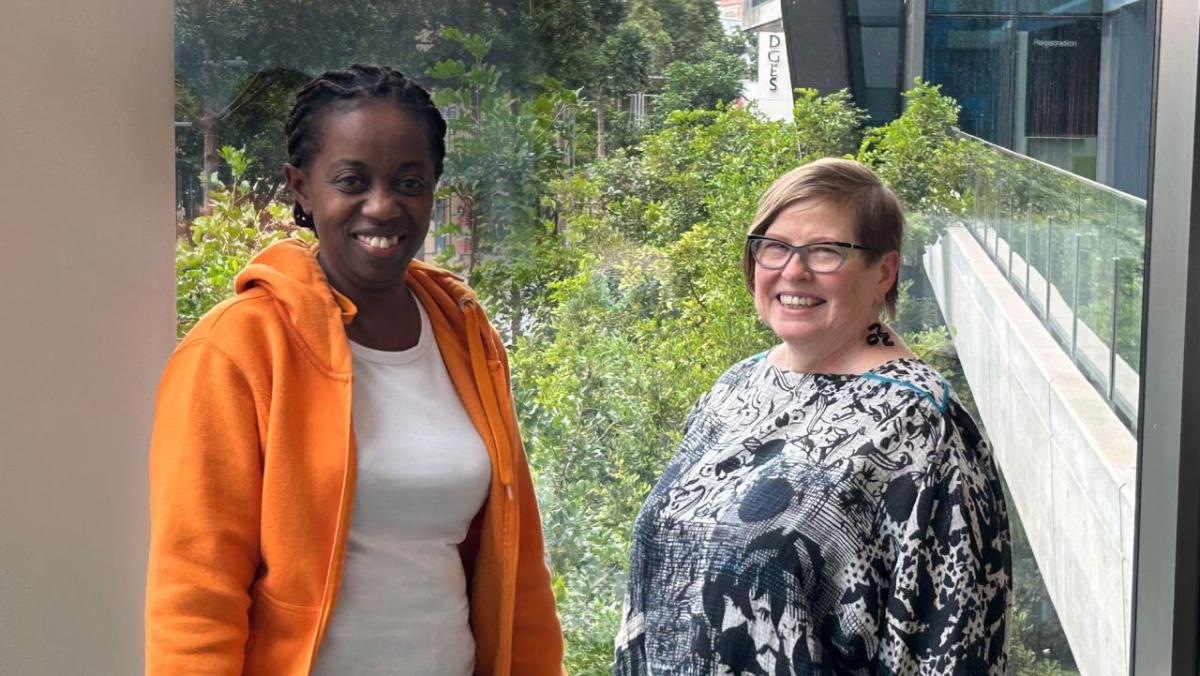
218, 68, 311, 188
791, 88, 866, 160
431, 28, 581, 242
635, 106, 802, 243
632, 0, 727, 65
526, 0, 626, 89
653, 47, 747, 119
174, 0, 568, 213
599, 22, 654, 98
175, 146, 311, 338
858, 79, 980, 260
429, 30, 584, 344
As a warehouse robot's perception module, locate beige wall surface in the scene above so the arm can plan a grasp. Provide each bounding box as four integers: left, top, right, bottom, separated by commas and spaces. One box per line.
0, 0, 174, 672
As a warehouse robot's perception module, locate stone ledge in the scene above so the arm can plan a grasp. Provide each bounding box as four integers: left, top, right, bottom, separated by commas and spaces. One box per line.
924, 227, 1137, 676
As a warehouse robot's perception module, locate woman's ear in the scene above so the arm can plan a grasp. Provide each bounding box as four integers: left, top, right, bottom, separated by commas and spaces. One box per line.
283, 163, 310, 213
876, 250, 901, 303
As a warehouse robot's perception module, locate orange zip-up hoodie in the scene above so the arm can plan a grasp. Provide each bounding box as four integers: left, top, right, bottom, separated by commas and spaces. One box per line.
146, 238, 564, 675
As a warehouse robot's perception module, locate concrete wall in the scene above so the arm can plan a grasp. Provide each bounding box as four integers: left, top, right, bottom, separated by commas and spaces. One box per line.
742, 0, 783, 31
0, 0, 175, 673
925, 228, 1136, 676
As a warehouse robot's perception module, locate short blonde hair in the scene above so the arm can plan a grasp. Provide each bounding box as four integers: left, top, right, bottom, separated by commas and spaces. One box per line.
742, 157, 905, 315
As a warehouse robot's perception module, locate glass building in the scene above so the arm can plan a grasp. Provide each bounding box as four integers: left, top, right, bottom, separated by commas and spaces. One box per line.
755, 0, 1154, 195
924, 0, 1154, 196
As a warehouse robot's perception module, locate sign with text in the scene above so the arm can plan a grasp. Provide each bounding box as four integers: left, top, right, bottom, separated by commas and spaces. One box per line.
1025, 20, 1101, 137
756, 32, 793, 121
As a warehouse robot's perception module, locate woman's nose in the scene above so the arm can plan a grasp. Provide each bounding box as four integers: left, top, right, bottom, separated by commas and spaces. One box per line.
780, 252, 813, 280
361, 186, 401, 221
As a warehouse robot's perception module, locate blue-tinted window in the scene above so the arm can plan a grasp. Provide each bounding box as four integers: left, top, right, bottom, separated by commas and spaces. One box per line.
1015, 0, 1102, 15
846, 0, 904, 124
924, 17, 1015, 145
928, 0, 1012, 14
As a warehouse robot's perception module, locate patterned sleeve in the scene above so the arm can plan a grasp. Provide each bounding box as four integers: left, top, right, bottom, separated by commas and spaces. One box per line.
875, 401, 1011, 674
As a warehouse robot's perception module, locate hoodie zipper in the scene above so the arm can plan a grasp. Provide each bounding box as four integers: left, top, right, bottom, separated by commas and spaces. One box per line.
462, 300, 520, 675
309, 376, 357, 669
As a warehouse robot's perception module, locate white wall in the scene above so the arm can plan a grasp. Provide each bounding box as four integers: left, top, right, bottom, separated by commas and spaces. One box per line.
0, 1, 175, 673
925, 228, 1136, 676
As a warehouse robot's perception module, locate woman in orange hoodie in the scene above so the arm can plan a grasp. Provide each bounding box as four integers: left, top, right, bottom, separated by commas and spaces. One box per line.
146, 64, 564, 675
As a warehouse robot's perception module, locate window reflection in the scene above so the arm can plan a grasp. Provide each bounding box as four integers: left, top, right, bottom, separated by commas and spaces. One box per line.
925, 17, 1015, 144
170, 1, 1158, 673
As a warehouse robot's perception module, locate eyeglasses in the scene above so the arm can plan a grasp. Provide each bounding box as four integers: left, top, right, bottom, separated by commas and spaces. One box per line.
746, 235, 873, 273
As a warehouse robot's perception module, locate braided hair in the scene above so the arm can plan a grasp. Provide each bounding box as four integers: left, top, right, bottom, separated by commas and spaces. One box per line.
284, 64, 447, 228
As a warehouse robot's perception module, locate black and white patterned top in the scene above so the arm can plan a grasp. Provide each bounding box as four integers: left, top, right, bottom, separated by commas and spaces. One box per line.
614, 355, 1010, 675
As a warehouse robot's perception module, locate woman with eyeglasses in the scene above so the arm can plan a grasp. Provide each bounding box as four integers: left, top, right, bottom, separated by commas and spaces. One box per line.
613, 158, 1011, 674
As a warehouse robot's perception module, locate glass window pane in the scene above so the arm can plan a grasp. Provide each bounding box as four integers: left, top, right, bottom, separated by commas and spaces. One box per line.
1015, 0, 1103, 14
929, 0, 1012, 14
1019, 17, 1101, 141
924, 17, 1015, 145
169, 1, 1159, 673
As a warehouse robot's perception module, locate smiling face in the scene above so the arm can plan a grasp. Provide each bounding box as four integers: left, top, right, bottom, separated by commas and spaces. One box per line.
284, 101, 436, 300
752, 199, 898, 363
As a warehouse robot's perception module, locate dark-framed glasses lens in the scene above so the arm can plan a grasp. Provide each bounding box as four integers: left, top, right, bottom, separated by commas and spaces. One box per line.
754, 240, 792, 268
805, 245, 847, 272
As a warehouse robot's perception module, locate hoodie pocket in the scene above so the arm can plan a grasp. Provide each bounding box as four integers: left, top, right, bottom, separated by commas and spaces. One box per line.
244, 586, 320, 675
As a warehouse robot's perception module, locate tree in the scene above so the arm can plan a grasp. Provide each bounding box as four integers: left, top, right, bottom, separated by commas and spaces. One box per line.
633, 0, 727, 65
218, 67, 311, 190
429, 30, 564, 272
526, 0, 626, 89
858, 80, 976, 218
428, 29, 585, 343
174, 0, 535, 205
653, 46, 747, 119
592, 23, 652, 157
791, 88, 866, 160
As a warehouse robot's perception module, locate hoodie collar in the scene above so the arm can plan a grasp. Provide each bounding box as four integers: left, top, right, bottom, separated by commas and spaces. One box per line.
234, 238, 493, 373
235, 238, 514, 487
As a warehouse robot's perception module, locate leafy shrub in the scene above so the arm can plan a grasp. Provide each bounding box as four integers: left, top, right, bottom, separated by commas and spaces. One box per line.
858, 79, 980, 261
175, 146, 311, 337
791, 88, 866, 160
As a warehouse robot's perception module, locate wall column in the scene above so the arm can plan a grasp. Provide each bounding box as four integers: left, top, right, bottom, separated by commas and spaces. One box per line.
0, 0, 175, 672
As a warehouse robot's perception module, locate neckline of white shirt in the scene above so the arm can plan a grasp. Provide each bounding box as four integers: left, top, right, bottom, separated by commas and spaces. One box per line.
347, 292, 432, 365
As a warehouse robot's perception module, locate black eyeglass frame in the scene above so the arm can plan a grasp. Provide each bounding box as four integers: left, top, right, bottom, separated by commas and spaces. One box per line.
746, 234, 875, 272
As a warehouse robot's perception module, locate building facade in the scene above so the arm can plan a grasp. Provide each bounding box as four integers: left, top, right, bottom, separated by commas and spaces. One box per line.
747, 0, 1153, 195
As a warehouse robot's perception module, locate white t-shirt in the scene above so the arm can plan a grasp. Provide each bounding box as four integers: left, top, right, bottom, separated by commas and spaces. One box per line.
311, 296, 492, 676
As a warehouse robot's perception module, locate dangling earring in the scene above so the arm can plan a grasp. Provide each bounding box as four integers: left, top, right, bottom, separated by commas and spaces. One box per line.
293, 202, 315, 228
866, 322, 894, 346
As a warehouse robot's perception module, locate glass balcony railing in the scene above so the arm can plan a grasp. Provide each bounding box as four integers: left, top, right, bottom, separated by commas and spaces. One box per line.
959, 131, 1145, 431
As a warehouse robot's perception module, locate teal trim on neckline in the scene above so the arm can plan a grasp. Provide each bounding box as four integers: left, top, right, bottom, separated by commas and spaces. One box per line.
861, 373, 950, 413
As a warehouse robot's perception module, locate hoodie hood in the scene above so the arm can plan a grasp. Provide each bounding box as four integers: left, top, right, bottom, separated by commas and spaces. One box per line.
234, 238, 493, 377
